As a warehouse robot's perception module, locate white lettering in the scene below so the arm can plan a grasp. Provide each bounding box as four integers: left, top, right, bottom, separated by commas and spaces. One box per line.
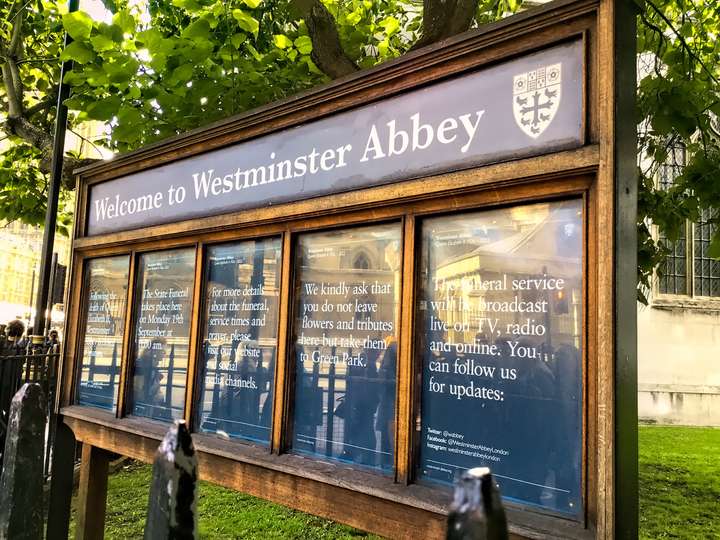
360, 125, 386, 162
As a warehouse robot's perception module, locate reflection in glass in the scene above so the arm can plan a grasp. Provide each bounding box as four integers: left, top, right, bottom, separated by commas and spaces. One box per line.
130, 248, 195, 421
416, 200, 583, 517
291, 223, 401, 472
77, 256, 129, 410
196, 239, 281, 444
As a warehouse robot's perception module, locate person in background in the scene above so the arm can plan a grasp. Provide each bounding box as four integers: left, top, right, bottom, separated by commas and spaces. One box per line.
6, 319, 27, 348
46, 329, 60, 348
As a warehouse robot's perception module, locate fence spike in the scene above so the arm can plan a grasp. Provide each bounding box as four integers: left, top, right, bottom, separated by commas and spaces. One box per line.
0, 383, 46, 540
446, 467, 508, 540
144, 420, 198, 540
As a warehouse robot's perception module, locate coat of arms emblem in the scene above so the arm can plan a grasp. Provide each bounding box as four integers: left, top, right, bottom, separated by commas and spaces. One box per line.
513, 63, 561, 138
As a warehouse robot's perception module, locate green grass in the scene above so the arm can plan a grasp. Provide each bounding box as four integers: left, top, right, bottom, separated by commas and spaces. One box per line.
69, 461, 381, 539
69, 426, 720, 538
639, 425, 720, 539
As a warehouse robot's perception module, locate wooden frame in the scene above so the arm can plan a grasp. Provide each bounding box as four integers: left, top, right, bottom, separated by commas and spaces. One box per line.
56, 1, 638, 538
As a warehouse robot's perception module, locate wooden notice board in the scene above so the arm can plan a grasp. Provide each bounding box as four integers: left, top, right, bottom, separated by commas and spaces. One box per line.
54, 0, 638, 537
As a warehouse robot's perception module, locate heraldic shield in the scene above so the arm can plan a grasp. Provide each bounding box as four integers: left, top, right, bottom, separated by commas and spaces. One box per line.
513, 63, 562, 138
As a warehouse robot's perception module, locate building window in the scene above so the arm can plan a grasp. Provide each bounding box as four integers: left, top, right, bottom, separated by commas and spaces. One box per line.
694, 208, 720, 297
656, 149, 720, 298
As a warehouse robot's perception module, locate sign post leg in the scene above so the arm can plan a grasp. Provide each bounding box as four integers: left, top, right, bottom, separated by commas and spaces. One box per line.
46, 420, 77, 540
75, 444, 111, 540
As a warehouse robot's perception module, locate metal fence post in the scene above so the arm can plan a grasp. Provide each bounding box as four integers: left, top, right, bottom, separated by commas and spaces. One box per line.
0, 383, 46, 540
145, 420, 198, 540
446, 467, 508, 540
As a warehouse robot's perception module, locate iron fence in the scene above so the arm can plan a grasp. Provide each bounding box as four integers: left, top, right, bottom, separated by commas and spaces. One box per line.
0, 326, 60, 479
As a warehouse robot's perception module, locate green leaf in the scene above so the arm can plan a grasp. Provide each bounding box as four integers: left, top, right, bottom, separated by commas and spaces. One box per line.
127, 85, 141, 99
137, 29, 165, 51
294, 35, 312, 54
90, 34, 115, 52
62, 11, 93, 41
117, 105, 143, 126
181, 19, 211, 40
112, 10, 135, 34
62, 70, 86, 85
169, 63, 194, 85
84, 66, 110, 86
149, 53, 167, 72
346, 11, 362, 25
86, 96, 121, 120
379, 16, 399, 36
273, 34, 292, 49
231, 33, 247, 48
232, 9, 259, 37
172, 0, 202, 10
106, 58, 140, 84
63, 95, 87, 111
300, 56, 323, 75
98, 23, 124, 43
378, 38, 389, 56
60, 41, 96, 64
245, 42, 262, 61
243, 0, 263, 8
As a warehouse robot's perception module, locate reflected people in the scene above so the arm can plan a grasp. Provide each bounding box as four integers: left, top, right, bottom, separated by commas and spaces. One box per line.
376, 337, 397, 469
338, 347, 379, 466
133, 337, 169, 419
294, 345, 324, 453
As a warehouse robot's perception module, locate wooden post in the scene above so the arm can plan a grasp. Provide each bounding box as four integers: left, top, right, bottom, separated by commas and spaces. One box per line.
75, 443, 111, 540
0, 383, 45, 540
46, 420, 77, 540
144, 421, 198, 540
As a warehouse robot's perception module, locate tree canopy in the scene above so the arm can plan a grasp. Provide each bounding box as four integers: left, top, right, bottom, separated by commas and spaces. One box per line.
1, 0, 719, 298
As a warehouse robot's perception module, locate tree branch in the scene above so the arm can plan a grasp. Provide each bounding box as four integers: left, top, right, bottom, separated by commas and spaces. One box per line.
24, 95, 56, 118
412, 0, 476, 50
292, 0, 359, 79
16, 57, 60, 65
4, 116, 52, 149
2, 10, 25, 117
60, 157, 97, 188
446, 0, 480, 36
643, 0, 719, 85
69, 128, 107, 159
9, 10, 24, 55
1, 63, 23, 117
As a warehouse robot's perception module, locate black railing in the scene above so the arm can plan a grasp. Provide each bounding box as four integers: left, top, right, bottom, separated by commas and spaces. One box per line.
0, 326, 60, 479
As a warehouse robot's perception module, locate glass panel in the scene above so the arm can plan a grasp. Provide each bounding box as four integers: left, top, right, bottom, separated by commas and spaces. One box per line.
416, 199, 583, 517
77, 256, 129, 410
657, 152, 688, 296
196, 238, 281, 444
694, 209, 720, 297
291, 223, 401, 472
130, 248, 195, 421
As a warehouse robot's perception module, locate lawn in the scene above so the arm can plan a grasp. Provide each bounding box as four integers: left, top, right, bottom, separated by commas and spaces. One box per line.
69, 425, 719, 538
68, 460, 381, 539
639, 425, 720, 539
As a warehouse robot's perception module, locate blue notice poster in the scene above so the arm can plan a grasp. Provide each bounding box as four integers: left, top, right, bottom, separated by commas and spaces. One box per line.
130, 248, 195, 421
77, 255, 129, 410
417, 199, 583, 517
196, 238, 281, 444
291, 224, 401, 472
